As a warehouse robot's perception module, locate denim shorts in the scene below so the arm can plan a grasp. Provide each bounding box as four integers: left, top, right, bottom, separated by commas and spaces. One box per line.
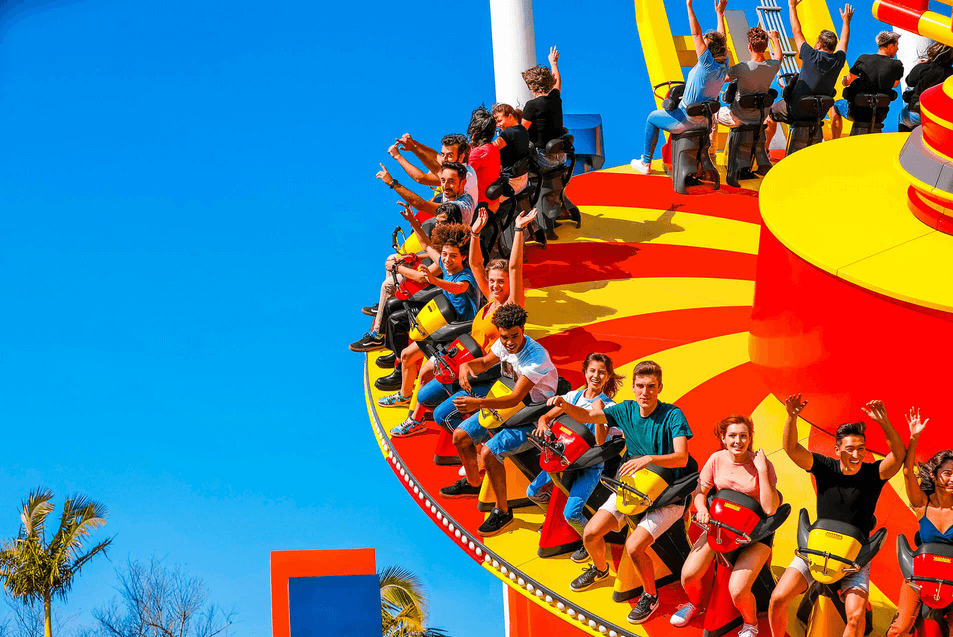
485, 425, 534, 462
789, 556, 871, 594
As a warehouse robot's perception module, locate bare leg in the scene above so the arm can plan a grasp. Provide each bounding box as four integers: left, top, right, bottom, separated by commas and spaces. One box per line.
625, 527, 659, 596
399, 342, 423, 397
582, 510, 621, 572
886, 582, 921, 637
842, 588, 869, 637
764, 118, 778, 155
452, 427, 481, 486
831, 108, 843, 139
769, 567, 808, 637
481, 446, 508, 513
682, 533, 717, 607
728, 543, 773, 625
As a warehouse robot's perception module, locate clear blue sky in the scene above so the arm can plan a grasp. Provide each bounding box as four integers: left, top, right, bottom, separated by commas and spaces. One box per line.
0, 1, 889, 635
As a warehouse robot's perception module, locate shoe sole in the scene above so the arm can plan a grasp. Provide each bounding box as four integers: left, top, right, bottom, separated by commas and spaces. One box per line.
478, 516, 515, 537
361, 308, 377, 317
669, 610, 703, 628
350, 343, 386, 352
375, 359, 397, 369
569, 572, 609, 592
391, 426, 427, 438
439, 490, 480, 499
377, 401, 410, 408
627, 601, 660, 625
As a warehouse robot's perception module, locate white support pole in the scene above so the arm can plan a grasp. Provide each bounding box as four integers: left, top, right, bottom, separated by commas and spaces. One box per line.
489, 0, 537, 108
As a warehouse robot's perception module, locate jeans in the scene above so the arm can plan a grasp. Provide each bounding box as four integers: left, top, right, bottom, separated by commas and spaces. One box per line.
526, 463, 604, 536
642, 108, 704, 164
900, 105, 921, 129
420, 378, 495, 433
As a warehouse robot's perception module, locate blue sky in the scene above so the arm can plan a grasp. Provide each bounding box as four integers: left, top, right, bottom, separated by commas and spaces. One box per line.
0, 1, 891, 635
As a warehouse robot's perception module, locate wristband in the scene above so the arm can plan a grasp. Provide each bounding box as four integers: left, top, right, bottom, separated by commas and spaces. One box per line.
471, 232, 480, 237
515, 226, 525, 233
389, 180, 400, 190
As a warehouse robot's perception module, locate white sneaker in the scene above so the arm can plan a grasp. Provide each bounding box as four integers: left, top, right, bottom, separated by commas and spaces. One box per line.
670, 602, 700, 627
737, 623, 759, 637
630, 159, 652, 175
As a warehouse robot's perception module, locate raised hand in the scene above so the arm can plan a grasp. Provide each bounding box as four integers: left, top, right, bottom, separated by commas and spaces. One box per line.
472, 208, 488, 234
377, 163, 394, 186
789, 0, 803, 7
388, 143, 401, 158
715, 0, 728, 13
785, 393, 807, 417
548, 46, 559, 66
906, 407, 929, 438
840, 3, 854, 21
515, 208, 538, 229
397, 201, 414, 222
861, 399, 888, 424
769, 29, 781, 39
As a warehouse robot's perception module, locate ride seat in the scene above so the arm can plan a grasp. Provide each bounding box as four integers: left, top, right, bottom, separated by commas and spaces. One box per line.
782, 95, 835, 155
849, 92, 895, 136
669, 100, 720, 195
725, 90, 777, 188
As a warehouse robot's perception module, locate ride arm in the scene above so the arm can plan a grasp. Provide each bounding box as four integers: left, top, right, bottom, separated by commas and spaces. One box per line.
687, 0, 709, 57
549, 46, 561, 93
862, 400, 906, 480
836, 4, 853, 55
789, 0, 807, 51
782, 393, 814, 471
508, 209, 537, 306
548, 396, 607, 424
389, 145, 439, 187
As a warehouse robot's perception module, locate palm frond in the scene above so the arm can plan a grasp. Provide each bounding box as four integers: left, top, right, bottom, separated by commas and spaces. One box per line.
20, 489, 55, 540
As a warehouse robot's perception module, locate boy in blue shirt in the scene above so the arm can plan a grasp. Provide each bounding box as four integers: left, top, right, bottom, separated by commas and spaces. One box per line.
551, 360, 692, 625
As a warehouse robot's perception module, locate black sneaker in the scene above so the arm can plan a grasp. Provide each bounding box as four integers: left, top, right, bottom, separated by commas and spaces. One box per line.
478, 507, 514, 536
627, 592, 660, 624
376, 352, 397, 369
362, 304, 379, 317
350, 332, 385, 352
569, 563, 610, 592
570, 545, 589, 563
374, 367, 402, 391
439, 478, 481, 499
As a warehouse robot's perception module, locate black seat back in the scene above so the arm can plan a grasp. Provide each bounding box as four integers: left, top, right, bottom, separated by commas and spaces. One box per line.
685, 100, 719, 119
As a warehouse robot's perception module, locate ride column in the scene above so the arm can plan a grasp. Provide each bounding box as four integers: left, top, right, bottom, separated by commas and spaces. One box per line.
489, 0, 537, 107
900, 75, 953, 232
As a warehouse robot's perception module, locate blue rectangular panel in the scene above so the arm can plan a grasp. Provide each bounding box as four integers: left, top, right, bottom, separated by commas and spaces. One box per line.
289, 574, 381, 637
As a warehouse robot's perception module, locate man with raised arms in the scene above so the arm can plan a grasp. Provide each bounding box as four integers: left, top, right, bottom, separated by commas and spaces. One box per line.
550, 360, 692, 625
768, 395, 906, 637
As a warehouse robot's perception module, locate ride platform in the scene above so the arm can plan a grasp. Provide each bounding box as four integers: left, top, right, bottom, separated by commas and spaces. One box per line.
364, 161, 927, 637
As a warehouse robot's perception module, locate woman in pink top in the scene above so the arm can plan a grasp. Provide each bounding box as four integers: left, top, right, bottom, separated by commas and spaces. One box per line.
670, 415, 781, 637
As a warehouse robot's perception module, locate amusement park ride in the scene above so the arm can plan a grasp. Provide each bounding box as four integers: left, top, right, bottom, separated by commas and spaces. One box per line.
362, 0, 953, 635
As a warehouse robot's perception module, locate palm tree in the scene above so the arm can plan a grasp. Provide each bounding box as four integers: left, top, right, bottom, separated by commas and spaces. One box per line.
379, 566, 450, 637
0, 488, 112, 637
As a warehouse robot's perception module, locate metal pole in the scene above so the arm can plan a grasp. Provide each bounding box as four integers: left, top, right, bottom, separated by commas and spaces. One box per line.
489, 0, 537, 108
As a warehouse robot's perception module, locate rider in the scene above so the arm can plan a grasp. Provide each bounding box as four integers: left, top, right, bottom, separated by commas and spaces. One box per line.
886, 409, 953, 637
525, 353, 625, 538
899, 42, 953, 130
385, 207, 535, 435
768, 395, 906, 637
549, 360, 693, 625
831, 31, 903, 137
673, 415, 780, 637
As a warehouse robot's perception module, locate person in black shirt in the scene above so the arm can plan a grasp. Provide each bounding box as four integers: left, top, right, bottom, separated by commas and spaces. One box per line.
900, 42, 953, 130
831, 31, 903, 137
491, 103, 531, 196
765, 0, 852, 149
768, 394, 906, 637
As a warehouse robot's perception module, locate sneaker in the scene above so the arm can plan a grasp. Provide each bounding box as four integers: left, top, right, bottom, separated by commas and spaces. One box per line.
350, 332, 385, 352
627, 592, 660, 624
570, 545, 590, 563
362, 304, 379, 317
630, 159, 652, 175
569, 563, 610, 592
440, 477, 481, 499
377, 392, 411, 408
670, 602, 701, 627
478, 507, 515, 536
737, 624, 759, 637
376, 352, 397, 369
527, 491, 550, 506
390, 417, 426, 438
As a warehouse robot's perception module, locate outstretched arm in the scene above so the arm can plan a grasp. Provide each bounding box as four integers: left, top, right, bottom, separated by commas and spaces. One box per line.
782, 393, 814, 471
902, 408, 930, 508
378, 163, 441, 215
688, 0, 709, 57
549, 46, 562, 93
862, 400, 906, 481
547, 395, 607, 424
389, 144, 439, 187
507, 209, 537, 306
469, 208, 490, 298
619, 436, 689, 476
789, 0, 807, 50
837, 4, 853, 54
715, 0, 728, 36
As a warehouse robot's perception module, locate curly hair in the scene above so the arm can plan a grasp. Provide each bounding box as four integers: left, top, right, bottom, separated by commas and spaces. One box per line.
748, 27, 768, 53
835, 421, 866, 446
468, 106, 497, 147
430, 222, 471, 253
434, 202, 463, 225
583, 353, 625, 399
714, 415, 755, 449
632, 360, 663, 385
918, 449, 953, 495
817, 29, 838, 52
705, 31, 728, 60
441, 133, 470, 160
491, 302, 527, 330
926, 42, 953, 65
521, 65, 556, 94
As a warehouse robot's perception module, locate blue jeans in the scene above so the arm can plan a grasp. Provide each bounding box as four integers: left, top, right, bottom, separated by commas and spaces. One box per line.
527, 463, 604, 536
900, 105, 921, 129
422, 378, 495, 433
642, 108, 702, 164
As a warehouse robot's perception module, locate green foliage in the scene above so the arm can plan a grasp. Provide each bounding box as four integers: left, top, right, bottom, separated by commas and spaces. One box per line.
0, 489, 112, 637
379, 566, 449, 637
